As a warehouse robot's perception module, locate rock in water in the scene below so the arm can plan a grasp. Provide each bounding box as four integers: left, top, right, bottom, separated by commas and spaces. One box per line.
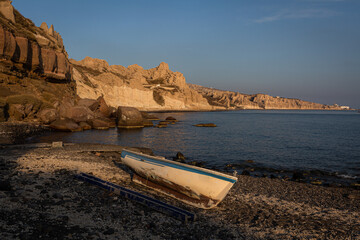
49, 119, 82, 132
176, 152, 186, 161
165, 116, 178, 122
143, 119, 154, 127
194, 123, 217, 127
116, 107, 144, 128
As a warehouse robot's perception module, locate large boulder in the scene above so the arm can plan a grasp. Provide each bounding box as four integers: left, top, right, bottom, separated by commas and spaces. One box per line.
77, 98, 97, 109
87, 117, 115, 130
78, 96, 111, 118
59, 104, 94, 123
116, 107, 144, 128
37, 108, 58, 124
49, 119, 82, 132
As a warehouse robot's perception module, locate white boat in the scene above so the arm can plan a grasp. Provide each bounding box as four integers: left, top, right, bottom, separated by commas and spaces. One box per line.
121, 149, 238, 209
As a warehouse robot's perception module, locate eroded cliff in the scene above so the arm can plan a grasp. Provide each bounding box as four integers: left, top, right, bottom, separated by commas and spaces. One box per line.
189, 84, 341, 110
72, 57, 213, 111
0, 0, 76, 122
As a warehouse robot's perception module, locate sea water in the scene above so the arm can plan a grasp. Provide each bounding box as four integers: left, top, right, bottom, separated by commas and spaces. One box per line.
30, 110, 360, 185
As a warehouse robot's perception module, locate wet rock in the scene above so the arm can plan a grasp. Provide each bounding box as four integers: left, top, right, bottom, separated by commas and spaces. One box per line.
143, 119, 153, 127
141, 112, 159, 120
155, 124, 167, 128
49, 119, 82, 132
241, 170, 250, 176
193, 123, 217, 127
176, 152, 186, 161
116, 107, 144, 128
87, 118, 114, 130
79, 121, 92, 130
165, 116, 177, 122
188, 161, 205, 167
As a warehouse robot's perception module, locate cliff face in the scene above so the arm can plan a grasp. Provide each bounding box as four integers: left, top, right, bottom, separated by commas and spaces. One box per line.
72, 57, 213, 111
0, 0, 76, 122
0, 1, 71, 81
189, 84, 341, 110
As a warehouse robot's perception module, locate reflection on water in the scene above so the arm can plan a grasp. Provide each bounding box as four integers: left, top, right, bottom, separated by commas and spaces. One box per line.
30, 110, 360, 181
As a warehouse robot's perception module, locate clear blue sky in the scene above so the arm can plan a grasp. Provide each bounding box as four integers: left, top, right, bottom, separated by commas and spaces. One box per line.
12, 0, 360, 108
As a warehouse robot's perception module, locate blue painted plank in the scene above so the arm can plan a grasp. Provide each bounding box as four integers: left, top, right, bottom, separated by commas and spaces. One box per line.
76, 173, 196, 222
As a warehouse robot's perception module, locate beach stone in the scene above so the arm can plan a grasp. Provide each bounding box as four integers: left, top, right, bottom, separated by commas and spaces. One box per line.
51, 141, 63, 148
194, 123, 217, 127
49, 119, 82, 132
116, 107, 144, 128
241, 170, 250, 176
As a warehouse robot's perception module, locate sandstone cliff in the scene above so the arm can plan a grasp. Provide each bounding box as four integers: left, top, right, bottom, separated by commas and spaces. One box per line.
0, 0, 70, 81
189, 84, 341, 110
0, 0, 76, 122
71, 57, 213, 111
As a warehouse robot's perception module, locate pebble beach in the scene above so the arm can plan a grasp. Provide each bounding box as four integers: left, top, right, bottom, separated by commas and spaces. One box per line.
0, 143, 359, 239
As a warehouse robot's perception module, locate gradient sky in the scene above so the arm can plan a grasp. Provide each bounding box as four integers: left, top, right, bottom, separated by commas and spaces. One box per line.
12, 0, 360, 108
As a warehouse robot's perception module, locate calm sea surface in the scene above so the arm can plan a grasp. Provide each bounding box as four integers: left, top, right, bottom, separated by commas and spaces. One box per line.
30, 110, 360, 184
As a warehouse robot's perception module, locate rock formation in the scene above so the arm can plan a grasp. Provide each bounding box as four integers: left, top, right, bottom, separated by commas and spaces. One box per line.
71, 57, 214, 111
189, 84, 342, 110
0, 0, 75, 123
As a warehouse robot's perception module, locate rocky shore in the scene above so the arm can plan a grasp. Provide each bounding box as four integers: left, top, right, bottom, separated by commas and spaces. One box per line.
1, 143, 359, 239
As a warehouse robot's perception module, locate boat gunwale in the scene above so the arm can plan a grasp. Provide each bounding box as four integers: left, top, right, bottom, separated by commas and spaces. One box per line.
121, 149, 238, 182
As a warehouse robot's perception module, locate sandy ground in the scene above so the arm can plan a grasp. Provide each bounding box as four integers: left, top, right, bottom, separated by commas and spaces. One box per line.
0, 143, 359, 239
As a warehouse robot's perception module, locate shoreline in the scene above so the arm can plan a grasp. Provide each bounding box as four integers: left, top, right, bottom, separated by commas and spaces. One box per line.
0, 143, 359, 239
145, 108, 355, 113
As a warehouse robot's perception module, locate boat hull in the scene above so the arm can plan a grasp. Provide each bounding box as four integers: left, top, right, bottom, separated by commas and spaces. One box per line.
121, 149, 237, 209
